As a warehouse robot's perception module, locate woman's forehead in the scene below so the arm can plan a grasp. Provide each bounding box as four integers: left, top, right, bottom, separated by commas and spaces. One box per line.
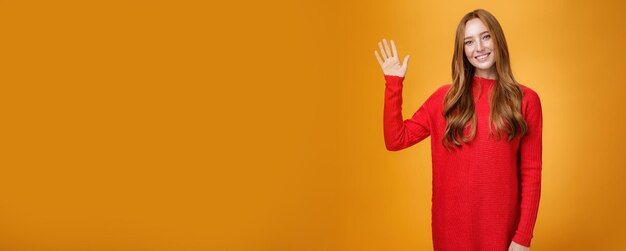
465, 18, 489, 38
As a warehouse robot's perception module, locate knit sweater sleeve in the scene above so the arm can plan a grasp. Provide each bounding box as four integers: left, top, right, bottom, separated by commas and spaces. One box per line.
383, 75, 431, 151
512, 89, 543, 247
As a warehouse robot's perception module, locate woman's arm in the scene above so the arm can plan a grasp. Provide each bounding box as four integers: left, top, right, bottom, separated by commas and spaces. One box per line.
512, 89, 543, 247
383, 75, 431, 151
375, 38, 430, 151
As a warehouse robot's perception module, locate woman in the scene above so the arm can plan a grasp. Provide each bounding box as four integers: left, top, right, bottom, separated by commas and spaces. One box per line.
374, 9, 542, 251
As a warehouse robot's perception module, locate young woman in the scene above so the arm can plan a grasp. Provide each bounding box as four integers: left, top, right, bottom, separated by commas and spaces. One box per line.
374, 9, 542, 251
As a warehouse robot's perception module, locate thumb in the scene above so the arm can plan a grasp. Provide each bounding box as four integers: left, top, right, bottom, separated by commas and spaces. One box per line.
403, 54, 410, 67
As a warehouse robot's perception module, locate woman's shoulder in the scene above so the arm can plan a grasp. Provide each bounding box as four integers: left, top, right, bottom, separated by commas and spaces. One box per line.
518, 83, 541, 103
431, 83, 453, 98
422, 83, 451, 102
421, 83, 452, 110
517, 82, 542, 115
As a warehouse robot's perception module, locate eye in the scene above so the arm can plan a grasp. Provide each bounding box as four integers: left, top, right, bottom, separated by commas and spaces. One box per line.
482, 34, 491, 40
464, 40, 473, 45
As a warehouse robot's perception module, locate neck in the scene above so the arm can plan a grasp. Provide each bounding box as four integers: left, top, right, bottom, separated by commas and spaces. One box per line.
474, 68, 496, 80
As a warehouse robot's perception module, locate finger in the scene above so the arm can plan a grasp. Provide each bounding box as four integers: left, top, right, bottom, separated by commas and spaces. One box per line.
402, 54, 410, 68
374, 50, 384, 67
378, 41, 388, 59
383, 38, 392, 59
391, 40, 398, 58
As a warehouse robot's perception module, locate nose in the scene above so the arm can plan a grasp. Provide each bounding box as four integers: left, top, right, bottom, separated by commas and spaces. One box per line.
476, 40, 484, 52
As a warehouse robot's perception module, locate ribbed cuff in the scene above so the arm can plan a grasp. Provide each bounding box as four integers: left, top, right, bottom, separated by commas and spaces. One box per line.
384, 75, 404, 86
512, 230, 533, 247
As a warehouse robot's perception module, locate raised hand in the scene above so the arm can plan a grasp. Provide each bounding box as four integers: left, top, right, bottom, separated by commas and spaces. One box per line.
374, 38, 410, 77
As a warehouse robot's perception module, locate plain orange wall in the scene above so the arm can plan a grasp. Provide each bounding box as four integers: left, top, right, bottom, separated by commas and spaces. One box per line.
1, 0, 625, 250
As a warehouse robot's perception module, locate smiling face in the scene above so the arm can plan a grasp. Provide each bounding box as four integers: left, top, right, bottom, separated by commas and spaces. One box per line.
464, 18, 496, 79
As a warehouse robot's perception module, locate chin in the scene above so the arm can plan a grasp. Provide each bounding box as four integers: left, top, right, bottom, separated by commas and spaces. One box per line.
472, 62, 495, 70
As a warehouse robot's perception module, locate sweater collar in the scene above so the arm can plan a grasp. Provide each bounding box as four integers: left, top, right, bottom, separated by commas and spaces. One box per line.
472, 75, 495, 98
472, 75, 496, 85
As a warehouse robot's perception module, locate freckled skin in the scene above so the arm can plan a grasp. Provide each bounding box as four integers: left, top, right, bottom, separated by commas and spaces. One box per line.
464, 18, 497, 79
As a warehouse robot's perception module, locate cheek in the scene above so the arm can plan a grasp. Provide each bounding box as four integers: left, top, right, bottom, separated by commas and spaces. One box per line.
464, 47, 472, 59
485, 40, 495, 50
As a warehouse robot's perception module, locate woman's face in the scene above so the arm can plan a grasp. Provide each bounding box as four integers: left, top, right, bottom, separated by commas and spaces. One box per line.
464, 18, 496, 77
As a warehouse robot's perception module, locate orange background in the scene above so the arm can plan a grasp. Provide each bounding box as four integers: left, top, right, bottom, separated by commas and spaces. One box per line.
1, 0, 625, 250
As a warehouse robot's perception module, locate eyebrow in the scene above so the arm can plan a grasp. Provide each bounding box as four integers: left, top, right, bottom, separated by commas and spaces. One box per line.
465, 31, 490, 40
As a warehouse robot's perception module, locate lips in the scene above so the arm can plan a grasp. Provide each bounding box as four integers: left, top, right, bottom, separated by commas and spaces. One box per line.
474, 52, 491, 62
474, 52, 491, 60
475, 52, 490, 59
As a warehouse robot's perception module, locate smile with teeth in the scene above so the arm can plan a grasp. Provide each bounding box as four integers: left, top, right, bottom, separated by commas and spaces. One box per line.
475, 52, 490, 61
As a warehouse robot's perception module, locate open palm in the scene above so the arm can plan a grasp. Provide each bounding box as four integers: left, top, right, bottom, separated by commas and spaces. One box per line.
374, 38, 410, 77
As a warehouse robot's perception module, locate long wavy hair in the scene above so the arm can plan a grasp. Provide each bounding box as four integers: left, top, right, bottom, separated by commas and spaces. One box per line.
442, 9, 528, 151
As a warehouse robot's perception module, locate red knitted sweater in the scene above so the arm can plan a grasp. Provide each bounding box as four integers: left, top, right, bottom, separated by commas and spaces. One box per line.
383, 75, 542, 250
